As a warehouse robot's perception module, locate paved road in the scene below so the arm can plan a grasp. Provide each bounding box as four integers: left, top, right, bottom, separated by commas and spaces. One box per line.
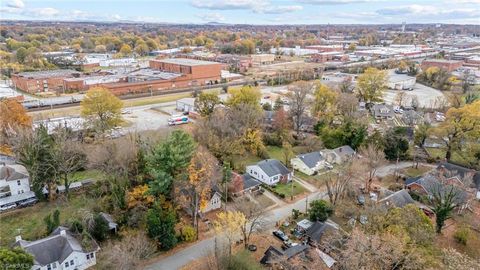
144, 190, 327, 270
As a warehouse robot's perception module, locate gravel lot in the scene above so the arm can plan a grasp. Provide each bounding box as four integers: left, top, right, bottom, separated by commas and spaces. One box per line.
383, 83, 446, 109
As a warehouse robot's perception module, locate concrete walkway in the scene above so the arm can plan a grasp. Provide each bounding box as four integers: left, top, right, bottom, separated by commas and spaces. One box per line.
293, 176, 317, 192
262, 189, 286, 206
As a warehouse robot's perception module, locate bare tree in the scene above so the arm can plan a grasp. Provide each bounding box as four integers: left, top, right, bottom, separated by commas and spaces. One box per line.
233, 197, 267, 248
394, 92, 407, 107
358, 143, 386, 193
325, 162, 354, 205
287, 81, 313, 135
53, 129, 87, 195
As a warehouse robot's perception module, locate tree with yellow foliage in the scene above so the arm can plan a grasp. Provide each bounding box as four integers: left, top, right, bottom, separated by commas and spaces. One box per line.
213, 211, 246, 255
181, 146, 220, 239
311, 82, 337, 122
435, 101, 480, 160
227, 85, 261, 109
127, 184, 154, 209
80, 87, 123, 133
0, 98, 32, 154
356, 67, 387, 105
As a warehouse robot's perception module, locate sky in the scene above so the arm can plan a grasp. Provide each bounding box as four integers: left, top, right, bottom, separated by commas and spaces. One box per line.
1, 0, 479, 25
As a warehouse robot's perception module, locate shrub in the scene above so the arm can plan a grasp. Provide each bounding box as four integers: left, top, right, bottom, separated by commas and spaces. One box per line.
454, 227, 470, 245
309, 200, 334, 222
181, 225, 196, 242
292, 209, 301, 219
90, 213, 110, 242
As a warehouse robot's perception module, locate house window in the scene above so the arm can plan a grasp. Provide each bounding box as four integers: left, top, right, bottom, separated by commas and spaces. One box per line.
47, 264, 52, 270
70, 260, 74, 265
91, 252, 95, 258
17, 180, 21, 186
86, 254, 90, 260
52, 262, 56, 269
65, 261, 69, 267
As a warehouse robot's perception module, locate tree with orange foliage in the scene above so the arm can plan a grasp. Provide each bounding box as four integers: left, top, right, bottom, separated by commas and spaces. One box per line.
180, 146, 221, 239
0, 98, 32, 154
127, 184, 154, 209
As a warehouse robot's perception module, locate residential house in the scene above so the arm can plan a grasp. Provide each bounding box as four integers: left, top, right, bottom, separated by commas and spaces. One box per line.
402, 110, 422, 126
14, 226, 99, 270
322, 145, 355, 165
371, 104, 394, 120
305, 221, 337, 246
296, 219, 314, 233
229, 172, 262, 197
406, 174, 469, 203
0, 164, 35, 208
437, 162, 480, 199
378, 189, 416, 209
290, 151, 328, 176
203, 189, 222, 213
260, 244, 309, 266
246, 159, 293, 186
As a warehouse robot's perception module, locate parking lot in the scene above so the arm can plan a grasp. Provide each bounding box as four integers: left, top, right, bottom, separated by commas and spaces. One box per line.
383, 83, 446, 109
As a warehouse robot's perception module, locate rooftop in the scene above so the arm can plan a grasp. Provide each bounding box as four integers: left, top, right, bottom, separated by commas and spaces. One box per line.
256, 159, 290, 177
16, 69, 79, 79
154, 58, 221, 66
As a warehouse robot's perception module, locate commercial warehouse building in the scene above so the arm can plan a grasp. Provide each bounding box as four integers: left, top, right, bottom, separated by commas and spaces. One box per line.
11, 69, 80, 94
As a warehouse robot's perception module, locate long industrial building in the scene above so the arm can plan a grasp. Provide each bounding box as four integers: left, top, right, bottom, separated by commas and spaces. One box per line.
11, 58, 222, 95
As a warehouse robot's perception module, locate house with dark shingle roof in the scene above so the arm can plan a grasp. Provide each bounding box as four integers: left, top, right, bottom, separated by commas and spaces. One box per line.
14, 226, 99, 270
378, 189, 416, 209
371, 104, 394, 120
305, 221, 337, 246
322, 145, 356, 165
290, 151, 327, 176
229, 172, 262, 197
246, 159, 292, 186
260, 244, 309, 266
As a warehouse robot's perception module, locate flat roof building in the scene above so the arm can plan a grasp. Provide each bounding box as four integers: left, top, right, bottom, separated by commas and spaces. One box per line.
421, 59, 464, 72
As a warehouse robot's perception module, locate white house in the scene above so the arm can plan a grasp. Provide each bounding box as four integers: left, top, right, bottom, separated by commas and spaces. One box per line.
246, 159, 292, 186
0, 164, 35, 208
290, 151, 328, 176
202, 191, 222, 213
14, 227, 99, 270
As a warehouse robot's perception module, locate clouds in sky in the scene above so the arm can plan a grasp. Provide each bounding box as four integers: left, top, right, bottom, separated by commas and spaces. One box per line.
0, 0, 478, 24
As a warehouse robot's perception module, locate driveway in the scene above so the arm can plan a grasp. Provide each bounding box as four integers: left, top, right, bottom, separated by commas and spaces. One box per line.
144, 190, 328, 270
374, 162, 436, 177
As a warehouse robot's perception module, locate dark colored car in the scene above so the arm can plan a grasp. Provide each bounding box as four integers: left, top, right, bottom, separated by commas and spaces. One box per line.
273, 230, 289, 242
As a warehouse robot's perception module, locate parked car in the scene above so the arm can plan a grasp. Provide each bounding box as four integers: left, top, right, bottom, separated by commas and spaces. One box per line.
273, 230, 289, 242
19, 198, 38, 208
357, 194, 365, 205
0, 203, 17, 212
282, 240, 299, 250
393, 107, 404, 114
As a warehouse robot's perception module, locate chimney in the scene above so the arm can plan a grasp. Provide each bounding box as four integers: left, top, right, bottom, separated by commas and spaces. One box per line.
339, 147, 343, 153
60, 229, 67, 236
15, 235, 22, 242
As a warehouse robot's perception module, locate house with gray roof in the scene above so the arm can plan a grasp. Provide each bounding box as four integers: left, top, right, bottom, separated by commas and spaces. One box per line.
229, 172, 261, 197
260, 244, 309, 266
371, 104, 394, 120
290, 151, 328, 176
322, 145, 356, 165
305, 221, 337, 246
246, 159, 292, 186
378, 189, 415, 209
14, 226, 99, 270
406, 174, 469, 205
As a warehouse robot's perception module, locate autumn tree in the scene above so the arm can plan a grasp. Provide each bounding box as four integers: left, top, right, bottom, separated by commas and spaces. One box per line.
81, 87, 123, 133
356, 67, 387, 105
227, 85, 261, 109
0, 98, 32, 151
288, 81, 313, 135
126, 184, 154, 209
394, 91, 407, 107
434, 101, 480, 160
194, 92, 220, 117
182, 147, 220, 238
311, 82, 337, 122
119, 44, 132, 56
213, 211, 246, 255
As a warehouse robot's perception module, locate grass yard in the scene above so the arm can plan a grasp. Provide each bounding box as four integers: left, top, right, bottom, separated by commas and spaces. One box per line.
69, 169, 105, 182
425, 147, 477, 169
296, 171, 335, 188
401, 165, 432, 177
0, 193, 98, 246
273, 182, 306, 198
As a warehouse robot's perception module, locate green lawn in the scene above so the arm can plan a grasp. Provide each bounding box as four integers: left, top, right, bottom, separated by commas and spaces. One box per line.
425, 147, 476, 169
273, 182, 306, 198
0, 193, 98, 246
69, 169, 105, 182
296, 171, 335, 188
